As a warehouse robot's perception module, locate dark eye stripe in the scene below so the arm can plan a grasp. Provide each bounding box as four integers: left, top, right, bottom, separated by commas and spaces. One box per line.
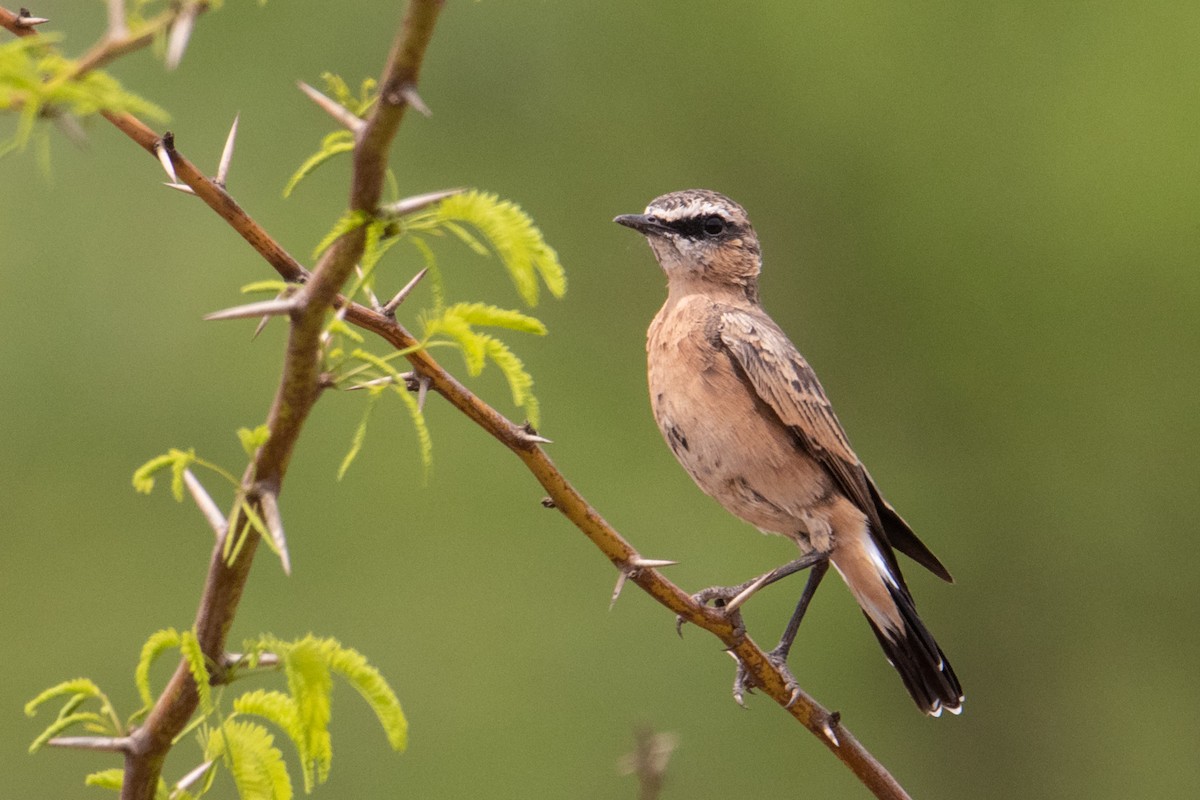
667, 215, 734, 239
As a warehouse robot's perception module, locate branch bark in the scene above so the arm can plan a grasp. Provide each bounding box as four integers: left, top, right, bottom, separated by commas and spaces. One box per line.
2, 4, 911, 798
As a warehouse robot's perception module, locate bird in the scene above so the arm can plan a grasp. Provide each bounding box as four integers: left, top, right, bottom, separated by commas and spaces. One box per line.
614, 189, 963, 716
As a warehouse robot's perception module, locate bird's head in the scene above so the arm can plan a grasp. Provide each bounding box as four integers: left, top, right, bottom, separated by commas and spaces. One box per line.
615, 189, 762, 297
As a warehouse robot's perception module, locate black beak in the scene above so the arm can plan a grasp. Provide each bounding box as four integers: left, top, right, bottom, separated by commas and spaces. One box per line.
614, 213, 667, 236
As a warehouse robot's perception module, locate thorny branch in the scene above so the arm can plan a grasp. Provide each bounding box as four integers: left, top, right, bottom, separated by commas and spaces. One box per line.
2, 4, 911, 799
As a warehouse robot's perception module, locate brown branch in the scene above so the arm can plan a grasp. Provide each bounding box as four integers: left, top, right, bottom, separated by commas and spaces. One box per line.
2, 4, 911, 799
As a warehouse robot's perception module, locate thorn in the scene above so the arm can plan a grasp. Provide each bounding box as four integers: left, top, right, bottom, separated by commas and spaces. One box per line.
204, 297, 296, 322
723, 571, 773, 615
258, 489, 291, 576
355, 265, 381, 309
216, 113, 239, 186
165, 3, 199, 70
183, 469, 227, 540
518, 421, 552, 445
345, 376, 395, 392
609, 570, 628, 610
540, 497, 556, 508
381, 267, 428, 316
628, 557, 679, 569
398, 83, 432, 116
16, 8, 49, 26
223, 651, 280, 669
46, 736, 133, 753
253, 313, 273, 339
105, 0, 126, 38
297, 81, 365, 132
173, 760, 214, 796
52, 113, 89, 149
821, 713, 841, 747
164, 182, 197, 195
415, 374, 430, 412
378, 188, 464, 220
154, 136, 178, 183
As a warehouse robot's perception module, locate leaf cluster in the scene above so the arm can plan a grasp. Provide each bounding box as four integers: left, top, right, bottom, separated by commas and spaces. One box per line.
27, 632, 406, 800
0, 35, 167, 157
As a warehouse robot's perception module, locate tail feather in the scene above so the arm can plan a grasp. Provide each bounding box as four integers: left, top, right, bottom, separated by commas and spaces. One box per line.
865, 580, 963, 716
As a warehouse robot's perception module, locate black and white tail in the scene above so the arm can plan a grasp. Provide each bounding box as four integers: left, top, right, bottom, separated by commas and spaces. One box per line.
833, 530, 963, 716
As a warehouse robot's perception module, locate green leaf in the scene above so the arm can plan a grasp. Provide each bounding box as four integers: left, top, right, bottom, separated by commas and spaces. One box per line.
338, 385, 384, 480
179, 630, 213, 715
483, 335, 540, 427
84, 769, 124, 792
327, 645, 407, 752
444, 301, 548, 335
282, 130, 354, 198
281, 638, 334, 790
238, 425, 271, 457
348, 349, 434, 473
233, 689, 301, 745
135, 628, 182, 710
240, 280, 291, 295
131, 448, 196, 498
408, 235, 445, 312
204, 721, 293, 800
25, 678, 102, 717
311, 209, 371, 260
28, 712, 108, 753
414, 190, 566, 306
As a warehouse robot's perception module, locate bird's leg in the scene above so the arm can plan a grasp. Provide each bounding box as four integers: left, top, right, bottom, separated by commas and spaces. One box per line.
730, 560, 831, 705
771, 559, 830, 663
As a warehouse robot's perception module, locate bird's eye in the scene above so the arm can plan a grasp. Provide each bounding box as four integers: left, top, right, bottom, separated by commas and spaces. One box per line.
703, 216, 726, 236
646, 214, 660, 225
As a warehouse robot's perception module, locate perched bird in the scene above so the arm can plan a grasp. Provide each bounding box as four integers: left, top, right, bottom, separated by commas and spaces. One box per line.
615, 190, 963, 716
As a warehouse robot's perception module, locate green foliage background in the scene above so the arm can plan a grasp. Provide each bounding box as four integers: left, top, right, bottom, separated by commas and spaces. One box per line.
3, 1, 1198, 797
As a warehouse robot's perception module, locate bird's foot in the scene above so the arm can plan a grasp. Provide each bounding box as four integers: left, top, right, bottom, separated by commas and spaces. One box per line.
731, 646, 801, 708
674, 580, 760, 637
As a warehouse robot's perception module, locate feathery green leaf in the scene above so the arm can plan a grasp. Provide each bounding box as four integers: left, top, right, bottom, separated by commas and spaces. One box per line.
327, 645, 407, 752
311, 209, 371, 260
135, 628, 182, 710
203, 721, 293, 800
282, 130, 354, 198
179, 630, 212, 715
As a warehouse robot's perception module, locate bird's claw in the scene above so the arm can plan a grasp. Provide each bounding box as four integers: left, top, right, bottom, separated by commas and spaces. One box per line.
730, 647, 801, 708
677, 583, 751, 638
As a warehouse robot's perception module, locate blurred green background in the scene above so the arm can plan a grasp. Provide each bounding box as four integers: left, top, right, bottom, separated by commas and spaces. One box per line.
4, 1, 1199, 797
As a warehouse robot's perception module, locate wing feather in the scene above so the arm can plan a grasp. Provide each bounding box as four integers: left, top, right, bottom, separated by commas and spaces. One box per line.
716, 307, 950, 581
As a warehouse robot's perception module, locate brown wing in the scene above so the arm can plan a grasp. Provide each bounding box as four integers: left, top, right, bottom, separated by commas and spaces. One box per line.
716, 307, 952, 581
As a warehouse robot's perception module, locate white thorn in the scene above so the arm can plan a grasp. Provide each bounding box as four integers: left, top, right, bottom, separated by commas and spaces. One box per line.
609, 571, 628, 611
399, 84, 431, 117
355, 265, 381, 308
46, 736, 132, 753
105, 0, 127, 38
155, 141, 178, 183
258, 490, 291, 576
216, 113, 239, 186
379, 188, 464, 220
204, 297, 296, 322
415, 374, 430, 412
821, 720, 840, 747
629, 557, 678, 568
296, 81, 365, 132
724, 572, 774, 615
345, 376, 395, 392
165, 3, 198, 70
183, 469, 227, 540
172, 760, 214, 797
163, 182, 196, 195
52, 113, 89, 149
16, 10, 50, 26
381, 267, 428, 315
